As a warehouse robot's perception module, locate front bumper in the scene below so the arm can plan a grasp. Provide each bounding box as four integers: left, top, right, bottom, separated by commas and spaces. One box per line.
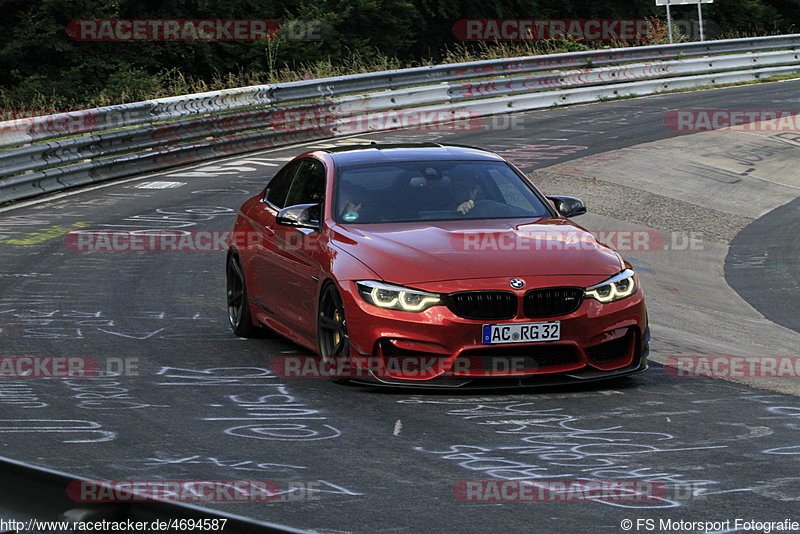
339, 279, 649, 387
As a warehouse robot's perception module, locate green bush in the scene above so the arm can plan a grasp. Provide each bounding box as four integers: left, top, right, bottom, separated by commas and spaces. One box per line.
1, 0, 797, 113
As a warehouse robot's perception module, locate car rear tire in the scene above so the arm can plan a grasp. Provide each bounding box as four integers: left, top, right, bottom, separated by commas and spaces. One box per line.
318, 282, 352, 384
226, 252, 265, 338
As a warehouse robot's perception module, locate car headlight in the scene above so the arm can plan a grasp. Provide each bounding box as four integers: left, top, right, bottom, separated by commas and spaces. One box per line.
356, 281, 441, 312
584, 269, 637, 303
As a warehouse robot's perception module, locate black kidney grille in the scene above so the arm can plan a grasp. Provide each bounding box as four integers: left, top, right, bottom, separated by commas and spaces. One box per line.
447, 291, 517, 320
524, 287, 584, 318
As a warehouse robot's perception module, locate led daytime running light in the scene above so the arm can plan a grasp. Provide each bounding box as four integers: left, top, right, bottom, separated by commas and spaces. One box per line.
585, 270, 636, 303
358, 281, 441, 312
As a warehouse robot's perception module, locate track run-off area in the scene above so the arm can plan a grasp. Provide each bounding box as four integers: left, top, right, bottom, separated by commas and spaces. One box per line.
1, 80, 799, 533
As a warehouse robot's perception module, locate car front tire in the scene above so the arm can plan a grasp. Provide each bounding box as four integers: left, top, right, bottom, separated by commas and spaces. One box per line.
317, 282, 352, 384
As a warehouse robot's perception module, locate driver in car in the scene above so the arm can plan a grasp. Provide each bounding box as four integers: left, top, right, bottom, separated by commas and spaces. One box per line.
338, 183, 366, 222
455, 177, 481, 215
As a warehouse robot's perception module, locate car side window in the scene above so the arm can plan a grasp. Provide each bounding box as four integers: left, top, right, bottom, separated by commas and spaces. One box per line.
285, 159, 325, 207
265, 160, 301, 208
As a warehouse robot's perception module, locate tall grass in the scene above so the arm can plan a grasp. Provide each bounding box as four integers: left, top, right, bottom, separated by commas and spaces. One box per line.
0, 26, 770, 117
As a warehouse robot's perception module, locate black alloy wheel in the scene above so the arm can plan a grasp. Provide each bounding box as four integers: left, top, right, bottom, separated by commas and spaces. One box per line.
318, 282, 352, 383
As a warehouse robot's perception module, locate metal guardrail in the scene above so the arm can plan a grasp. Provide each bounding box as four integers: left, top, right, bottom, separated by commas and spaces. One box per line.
1, 34, 799, 203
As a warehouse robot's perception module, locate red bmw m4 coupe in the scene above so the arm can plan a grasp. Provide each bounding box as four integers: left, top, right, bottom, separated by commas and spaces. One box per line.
226, 143, 648, 387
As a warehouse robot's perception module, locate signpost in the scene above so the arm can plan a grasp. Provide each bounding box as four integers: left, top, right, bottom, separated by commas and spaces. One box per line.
655, 0, 714, 43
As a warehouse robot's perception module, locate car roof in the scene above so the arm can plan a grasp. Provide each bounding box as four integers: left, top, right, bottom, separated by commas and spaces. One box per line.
320, 143, 506, 166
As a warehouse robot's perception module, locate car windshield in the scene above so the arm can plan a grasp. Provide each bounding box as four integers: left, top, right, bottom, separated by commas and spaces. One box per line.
334, 160, 552, 223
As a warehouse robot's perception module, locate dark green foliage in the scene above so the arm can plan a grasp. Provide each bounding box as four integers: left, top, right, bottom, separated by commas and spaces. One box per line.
0, 0, 796, 112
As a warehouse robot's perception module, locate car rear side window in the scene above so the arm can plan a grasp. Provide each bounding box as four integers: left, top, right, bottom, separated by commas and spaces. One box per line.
265, 160, 301, 208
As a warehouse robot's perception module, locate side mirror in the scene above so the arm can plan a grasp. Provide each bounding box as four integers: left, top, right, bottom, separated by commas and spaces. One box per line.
547, 196, 587, 218
276, 203, 321, 230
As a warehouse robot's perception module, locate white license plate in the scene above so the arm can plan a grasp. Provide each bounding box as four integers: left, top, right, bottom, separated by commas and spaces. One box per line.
482, 321, 560, 344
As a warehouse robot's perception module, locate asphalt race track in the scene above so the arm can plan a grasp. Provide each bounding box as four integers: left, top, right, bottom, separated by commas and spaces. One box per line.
1, 80, 800, 533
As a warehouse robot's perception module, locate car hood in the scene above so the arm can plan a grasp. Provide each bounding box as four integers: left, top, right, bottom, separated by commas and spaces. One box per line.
330, 218, 624, 285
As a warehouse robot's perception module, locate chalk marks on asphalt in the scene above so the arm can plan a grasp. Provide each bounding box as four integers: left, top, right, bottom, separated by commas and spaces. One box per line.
0, 419, 115, 443
156, 366, 342, 442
